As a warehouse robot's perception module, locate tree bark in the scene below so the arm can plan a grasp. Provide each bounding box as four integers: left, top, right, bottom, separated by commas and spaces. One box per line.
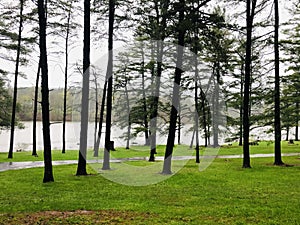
125, 82, 131, 149
200, 88, 208, 147
295, 101, 299, 141
38, 0, 54, 182
212, 78, 220, 148
149, 0, 169, 162
274, 0, 284, 165
93, 78, 99, 154
162, 0, 185, 174
8, 0, 24, 159
32, 61, 41, 157
149, 41, 163, 161
141, 46, 150, 146
94, 81, 107, 157
62, 7, 72, 154
239, 63, 244, 146
177, 98, 181, 145
102, 0, 115, 170
190, 129, 195, 149
76, 0, 90, 176
243, 0, 256, 168
194, 53, 200, 163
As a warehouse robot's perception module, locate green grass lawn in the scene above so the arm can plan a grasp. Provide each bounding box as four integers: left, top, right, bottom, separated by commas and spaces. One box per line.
0, 145, 166, 163
0, 156, 299, 224
219, 140, 300, 155
0, 141, 299, 163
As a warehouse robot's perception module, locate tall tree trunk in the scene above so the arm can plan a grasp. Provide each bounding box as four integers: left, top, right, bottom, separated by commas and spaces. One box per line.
194, 53, 200, 163
190, 129, 195, 149
243, 0, 256, 168
140, 44, 150, 146
200, 88, 208, 147
239, 63, 244, 146
62, 8, 72, 154
193, 3, 200, 161
149, 0, 169, 162
102, 0, 115, 170
125, 84, 131, 149
295, 101, 299, 141
32, 61, 41, 156
93, 79, 99, 154
177, 99, 181, 145
38, 0, 54, 182
162, 0, 185, 174
149, 41, 163, 161
94, 82, 107, 157
76, 0, 90, 176
8, 0, 24, 159
274, 0, 284, 165
212, 72, 220, 148
207, 123, 211, 146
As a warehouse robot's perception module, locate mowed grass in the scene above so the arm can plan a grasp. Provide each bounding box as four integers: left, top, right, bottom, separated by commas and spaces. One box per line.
0, 145, 166, 163
0, 141, 299, 163
219, 140, 300, 155
0, 156, 299, 224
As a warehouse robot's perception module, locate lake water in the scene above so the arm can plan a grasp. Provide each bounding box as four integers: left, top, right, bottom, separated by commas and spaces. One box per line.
0, 121, 195, 152
1, 121, 280, 153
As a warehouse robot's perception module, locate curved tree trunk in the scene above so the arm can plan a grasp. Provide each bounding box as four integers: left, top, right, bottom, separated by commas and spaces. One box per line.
162, 0, 185, 174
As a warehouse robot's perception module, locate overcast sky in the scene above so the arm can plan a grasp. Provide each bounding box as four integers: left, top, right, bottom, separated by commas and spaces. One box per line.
2, 0, 294, 89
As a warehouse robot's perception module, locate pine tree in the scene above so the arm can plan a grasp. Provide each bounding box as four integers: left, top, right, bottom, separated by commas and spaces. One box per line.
38, 0, 54, 183
162, 0, 186, 174
273, 0, 284, 165
76, 0, 90, 176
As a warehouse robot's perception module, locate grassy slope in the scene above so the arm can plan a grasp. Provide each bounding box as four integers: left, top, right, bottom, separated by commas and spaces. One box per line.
0, 156, 299, 224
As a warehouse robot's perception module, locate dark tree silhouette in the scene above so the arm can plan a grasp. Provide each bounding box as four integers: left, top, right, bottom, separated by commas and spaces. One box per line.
243, 0, 257, 168
273, 0, 284, 165
76, 0, 90, 176
94, 82, 107, 157
102, 0, 115, 170
38, 0, 54, 183
62, 7, 71, 154
148, 0, 169, 162
162, 0, 186, 174
8, 0, 24, 159
32, 61, 41, 157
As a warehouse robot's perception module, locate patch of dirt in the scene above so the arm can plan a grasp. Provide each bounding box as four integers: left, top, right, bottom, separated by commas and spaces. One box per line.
0, 210, 152, 225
